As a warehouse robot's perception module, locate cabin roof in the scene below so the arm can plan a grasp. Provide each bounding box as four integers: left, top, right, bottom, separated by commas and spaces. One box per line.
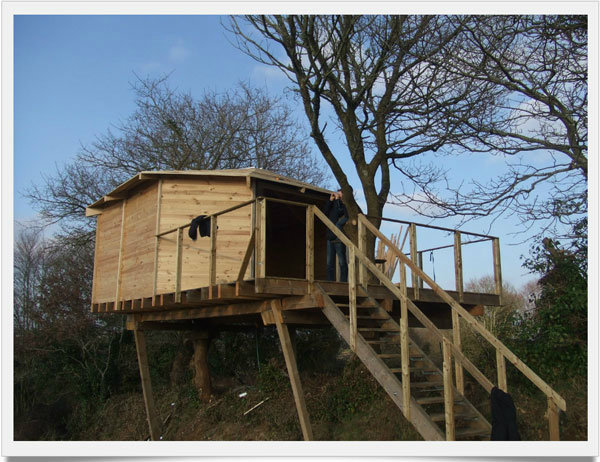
86, 168, 333, 215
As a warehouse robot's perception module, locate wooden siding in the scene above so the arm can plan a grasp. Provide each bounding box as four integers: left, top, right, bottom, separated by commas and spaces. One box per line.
120, 182, 159, 301
156, 177, 253, 294
92, 201, 125, 303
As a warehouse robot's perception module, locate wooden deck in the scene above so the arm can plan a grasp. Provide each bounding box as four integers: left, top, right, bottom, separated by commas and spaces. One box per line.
95, 276, 499, 327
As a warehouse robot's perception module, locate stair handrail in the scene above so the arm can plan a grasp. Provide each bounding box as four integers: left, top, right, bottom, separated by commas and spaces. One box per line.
358, 215, 565, 405
310, 205, 565, 439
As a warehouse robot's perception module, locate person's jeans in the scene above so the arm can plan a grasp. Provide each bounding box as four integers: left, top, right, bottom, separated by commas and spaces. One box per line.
327, 239, 348, 282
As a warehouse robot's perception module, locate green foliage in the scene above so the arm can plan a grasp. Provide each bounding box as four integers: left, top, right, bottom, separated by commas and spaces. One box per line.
513, 223, 588, 381
313, 358, 378, 423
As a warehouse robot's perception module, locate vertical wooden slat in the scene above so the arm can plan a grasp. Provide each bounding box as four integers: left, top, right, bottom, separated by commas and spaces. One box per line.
497, 349, 507, 392
175, 227, 183, 303
306, 206, 314, 293
208, 216, 217, 298
409, 223, 419, 299
134, 328, 161, 440
348, 246, 357, 352
548, 397, 560, 441
442, 338, 455, 441
90, 220, 100, 311
114, 199, 127, 311
152, 179, 163, 305
399, 261, 410, 421
493, 238, 503, 305
272, 301, 314, 441
358, 216, 367, 288
454, 231, 464, 303
256, 199, 267, 279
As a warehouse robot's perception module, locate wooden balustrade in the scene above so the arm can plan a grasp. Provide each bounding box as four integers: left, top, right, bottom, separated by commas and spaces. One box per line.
399, 261, 411, 421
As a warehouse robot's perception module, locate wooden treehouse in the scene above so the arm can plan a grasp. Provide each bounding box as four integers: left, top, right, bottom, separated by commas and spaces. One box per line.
87, 168, 565, 441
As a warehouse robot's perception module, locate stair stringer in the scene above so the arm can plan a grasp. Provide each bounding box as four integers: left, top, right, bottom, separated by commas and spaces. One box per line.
361, 294, 492, 439
316, 284, 445, 441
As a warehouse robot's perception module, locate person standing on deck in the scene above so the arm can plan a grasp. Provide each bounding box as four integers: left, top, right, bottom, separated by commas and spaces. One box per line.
324, 189, 349, 282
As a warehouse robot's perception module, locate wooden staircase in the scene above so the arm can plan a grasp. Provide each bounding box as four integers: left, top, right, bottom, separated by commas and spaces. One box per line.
318, 286, 491, 441
308, 206, 566, 441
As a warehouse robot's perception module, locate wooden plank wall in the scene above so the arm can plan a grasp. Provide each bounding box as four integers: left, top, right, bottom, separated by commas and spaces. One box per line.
92, 201, 126, 303
156, 177, 253, 294
120, 182, 160, 301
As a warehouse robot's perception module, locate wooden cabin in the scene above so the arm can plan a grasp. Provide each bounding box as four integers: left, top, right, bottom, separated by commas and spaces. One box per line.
86, 168, 565, 442
87, 169, 332, 309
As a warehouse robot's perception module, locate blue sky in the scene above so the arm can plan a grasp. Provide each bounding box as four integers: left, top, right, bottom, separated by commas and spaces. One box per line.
13, 14, 576, 290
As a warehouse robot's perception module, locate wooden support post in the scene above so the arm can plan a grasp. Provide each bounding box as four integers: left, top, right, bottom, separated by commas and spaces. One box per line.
272, 300, 313, 441
496, 349, 507, 392
493, 238, 503, 305
417, 252, 424, 289
399, 262, 410, 421
409, 223, 419, 299
152, 179, 163, 305
442, 337, 455, 441
208, 216, 217, 298
306, 206, 314, 293
454, 231, 464, 303
133, 328, 161, 440
175, 227, 183, 303
348, 246, 357, 352
451, 309, 465, 395
256, 199, 266, 279
358, 216, 367, 288
547, 397, 560, 441
114, 199, 127, 311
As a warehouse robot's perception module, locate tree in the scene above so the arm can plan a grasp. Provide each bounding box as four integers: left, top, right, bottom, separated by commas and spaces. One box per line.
26, 76, 329, 242
227, 15, 494, 242
392, 15, 587, 239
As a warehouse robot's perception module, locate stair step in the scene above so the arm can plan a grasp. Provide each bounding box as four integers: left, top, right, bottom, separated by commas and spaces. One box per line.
455, 427, 490, 439
416, 396, 464, 405
410, 381, 443, 389
429, 412, 474, 422
389, 367, 432, 374
367, 339, 398, 344
345, 315, 390, 320
358, 327, 398, 332
337, 303, 377, 308
377, 353, 402, 358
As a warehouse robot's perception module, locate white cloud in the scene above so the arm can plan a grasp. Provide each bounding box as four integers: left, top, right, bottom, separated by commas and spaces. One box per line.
168, 41, 190, 62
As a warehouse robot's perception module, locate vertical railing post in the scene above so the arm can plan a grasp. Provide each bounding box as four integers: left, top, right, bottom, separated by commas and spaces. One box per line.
175, 227, 183, 303
417, 251, 424, 289
493, 238, 503, 305
256, 198, 267, 280
547, 397, 560, 441
208, 216, 217, 298
451, 309, 465, 395
496, 349, 507, 392
358, 216, 367, 288
442, 337, 455, 441
399, 261, 410, 421
306, 206, 314, 293
348, 246, 357, 352
152, 179, 163, 305
409, 223, 419, 299
454, 231, 464, 303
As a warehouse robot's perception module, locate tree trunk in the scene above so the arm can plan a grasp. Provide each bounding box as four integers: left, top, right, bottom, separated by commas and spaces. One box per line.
190, 333, 212, 401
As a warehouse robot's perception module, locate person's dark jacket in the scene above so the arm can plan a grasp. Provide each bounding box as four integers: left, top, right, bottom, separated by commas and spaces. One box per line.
323, 198, 349, 241
490, 386, 521, 440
